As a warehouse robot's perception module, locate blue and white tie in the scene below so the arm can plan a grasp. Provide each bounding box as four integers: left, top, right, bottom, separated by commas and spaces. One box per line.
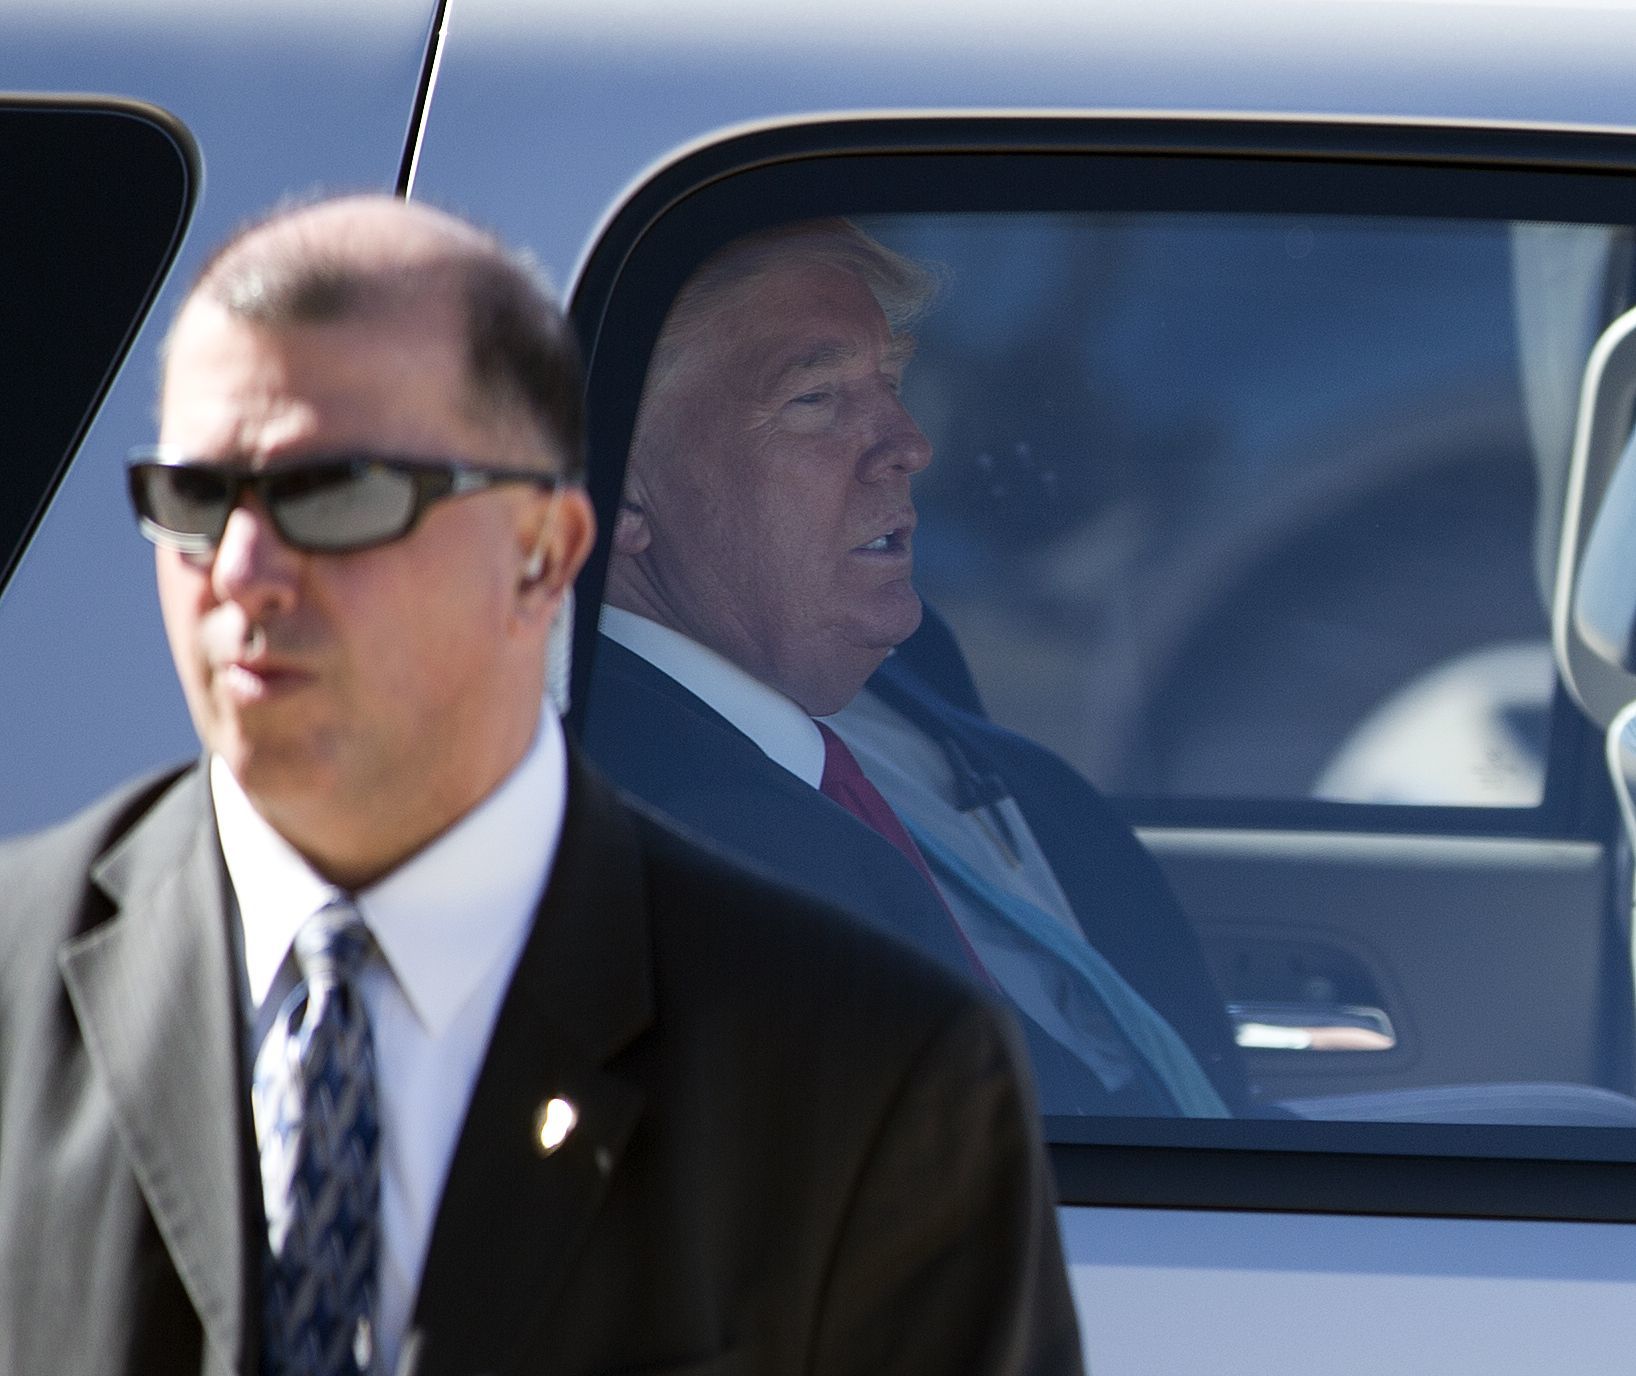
255, 898, 381, 1376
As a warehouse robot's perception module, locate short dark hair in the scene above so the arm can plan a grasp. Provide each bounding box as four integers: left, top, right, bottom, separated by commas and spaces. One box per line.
174, 196, 586, 480
459, 248, 586, 482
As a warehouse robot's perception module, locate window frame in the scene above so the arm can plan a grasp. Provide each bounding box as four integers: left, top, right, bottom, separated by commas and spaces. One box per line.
0, 96, 198, 597
567, 113, 1636, 1219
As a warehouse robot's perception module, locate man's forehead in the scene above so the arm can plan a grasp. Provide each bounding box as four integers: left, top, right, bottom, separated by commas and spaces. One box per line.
702, 262, 905, 362
167, 290, 461, 373
158, 296, 472, 448
720, 256, 880, 319
765, 332, 916, 382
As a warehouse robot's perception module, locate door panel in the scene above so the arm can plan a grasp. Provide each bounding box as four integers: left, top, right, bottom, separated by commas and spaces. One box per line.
1146, 829, 1617, 1103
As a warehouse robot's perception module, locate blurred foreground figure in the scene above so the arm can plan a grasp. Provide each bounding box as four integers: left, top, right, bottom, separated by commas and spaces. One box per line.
0, 195, 1081, 1376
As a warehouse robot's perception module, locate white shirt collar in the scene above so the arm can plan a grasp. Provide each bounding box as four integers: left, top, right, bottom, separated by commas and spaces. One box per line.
214, 708, 568, 1036
599, 606, 825, 787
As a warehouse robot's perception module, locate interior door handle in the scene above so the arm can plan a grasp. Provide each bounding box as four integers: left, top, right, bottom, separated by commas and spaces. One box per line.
1229, 1001, 1397, 1051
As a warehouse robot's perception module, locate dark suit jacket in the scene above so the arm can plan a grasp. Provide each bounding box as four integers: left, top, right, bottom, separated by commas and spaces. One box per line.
0, 754, 1080, 1375
583, 632, 1250, 1116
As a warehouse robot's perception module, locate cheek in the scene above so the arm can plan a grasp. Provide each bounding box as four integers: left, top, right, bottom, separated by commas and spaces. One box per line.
349, 530, 516, 685
155, 558, 209, 660
772, 462, 853, 551
154, 561, 224, 736
664, 460, 736, 532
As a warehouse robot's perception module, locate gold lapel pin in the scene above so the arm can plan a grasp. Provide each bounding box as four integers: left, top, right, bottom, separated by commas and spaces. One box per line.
534, 1096, 578, 1156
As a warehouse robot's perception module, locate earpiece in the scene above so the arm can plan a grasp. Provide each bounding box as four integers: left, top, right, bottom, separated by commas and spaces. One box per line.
521, 514, 554, 587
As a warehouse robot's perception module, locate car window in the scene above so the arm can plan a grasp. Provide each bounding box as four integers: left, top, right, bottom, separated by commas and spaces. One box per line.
569, 119, 1636, 1218
0, 99, 196, 594
851, 210, 1614, 811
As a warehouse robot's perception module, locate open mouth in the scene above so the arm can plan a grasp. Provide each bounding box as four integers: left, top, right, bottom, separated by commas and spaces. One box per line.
855, 525, 912, 555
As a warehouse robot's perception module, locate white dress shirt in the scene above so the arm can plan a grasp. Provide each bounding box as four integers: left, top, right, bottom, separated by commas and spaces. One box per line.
826, 687, 1082, 935
827, 688, 1228, 1112
215, 711, 568, 1376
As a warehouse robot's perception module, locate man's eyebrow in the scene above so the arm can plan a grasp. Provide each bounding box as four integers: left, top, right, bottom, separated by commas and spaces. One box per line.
772, 342, 857, 384
769, 334, 919, 389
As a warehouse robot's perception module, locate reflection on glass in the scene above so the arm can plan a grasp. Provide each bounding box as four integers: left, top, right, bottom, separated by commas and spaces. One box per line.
582, 210, 1636, 1131
860, 211, 1622, 809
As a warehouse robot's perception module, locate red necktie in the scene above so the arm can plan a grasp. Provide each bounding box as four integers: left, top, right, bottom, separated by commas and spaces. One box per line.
815, 722, 992, 984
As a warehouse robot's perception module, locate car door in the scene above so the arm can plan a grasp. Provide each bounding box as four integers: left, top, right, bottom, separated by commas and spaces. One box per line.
546, 114, 1636, 1370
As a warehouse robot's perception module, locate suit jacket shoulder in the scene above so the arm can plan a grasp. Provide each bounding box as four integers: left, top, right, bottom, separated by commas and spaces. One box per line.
0, 763, 252, 1376
642, 812, 1084, 1373
0, 762, 197, 1039
583, 636, 988, 980
409, 755, 1083, 1375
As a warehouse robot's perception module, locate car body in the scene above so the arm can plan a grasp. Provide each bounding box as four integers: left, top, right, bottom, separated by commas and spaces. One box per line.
13, 1, 1636, 1370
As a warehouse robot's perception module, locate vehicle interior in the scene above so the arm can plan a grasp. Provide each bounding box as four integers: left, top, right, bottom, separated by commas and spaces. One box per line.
566, 115, 1636, 1218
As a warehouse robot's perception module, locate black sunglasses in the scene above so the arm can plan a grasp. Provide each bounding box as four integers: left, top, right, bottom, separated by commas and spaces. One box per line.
127, 448, 560, 555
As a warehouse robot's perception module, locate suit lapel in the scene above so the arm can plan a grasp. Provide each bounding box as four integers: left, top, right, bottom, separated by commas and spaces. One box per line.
586, 636, 981, 979
408, 756, 650, 1376
59, 767, 255, 1375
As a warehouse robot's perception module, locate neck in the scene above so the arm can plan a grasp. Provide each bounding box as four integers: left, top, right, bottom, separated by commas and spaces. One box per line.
243, 713, 543, 891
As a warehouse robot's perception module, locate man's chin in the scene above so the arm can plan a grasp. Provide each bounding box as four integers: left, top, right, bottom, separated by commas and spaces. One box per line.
867, 589, 924, 650
210, 728, 332, 805
789, 616, 919, 717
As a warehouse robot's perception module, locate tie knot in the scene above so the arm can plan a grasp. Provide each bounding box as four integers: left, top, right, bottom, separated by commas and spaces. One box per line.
292, 899, 372, 990
815, 721, 863, 797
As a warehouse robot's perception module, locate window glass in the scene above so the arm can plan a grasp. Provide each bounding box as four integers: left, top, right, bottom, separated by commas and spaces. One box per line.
572, 136, 1636, 1212
0, 100, 195, 592
855, 211, 1614, 809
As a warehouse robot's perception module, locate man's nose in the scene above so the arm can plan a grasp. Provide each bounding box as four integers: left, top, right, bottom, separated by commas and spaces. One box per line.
209, 498, 301, 616
859, 392, 933, 480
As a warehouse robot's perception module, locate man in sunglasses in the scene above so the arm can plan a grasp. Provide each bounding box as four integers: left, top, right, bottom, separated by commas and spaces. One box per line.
0, 196, 1081, 1375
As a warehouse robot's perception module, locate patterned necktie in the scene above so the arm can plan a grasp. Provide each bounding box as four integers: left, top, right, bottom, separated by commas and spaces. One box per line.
254, 897, 380, 1376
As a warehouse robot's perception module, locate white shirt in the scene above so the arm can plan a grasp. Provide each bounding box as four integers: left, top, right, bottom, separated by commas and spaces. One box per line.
826, 687, 1082, 936
826, 689, 1162, 1098
215, 712, 568, 1376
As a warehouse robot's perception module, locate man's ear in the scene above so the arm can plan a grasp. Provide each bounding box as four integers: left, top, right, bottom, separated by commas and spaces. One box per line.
613, 497, 651, 556
518, 486, 596, 606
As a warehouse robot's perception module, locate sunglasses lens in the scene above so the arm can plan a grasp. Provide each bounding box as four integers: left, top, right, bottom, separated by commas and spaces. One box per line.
132, 463, 232, 549
271, 461, 419, 551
